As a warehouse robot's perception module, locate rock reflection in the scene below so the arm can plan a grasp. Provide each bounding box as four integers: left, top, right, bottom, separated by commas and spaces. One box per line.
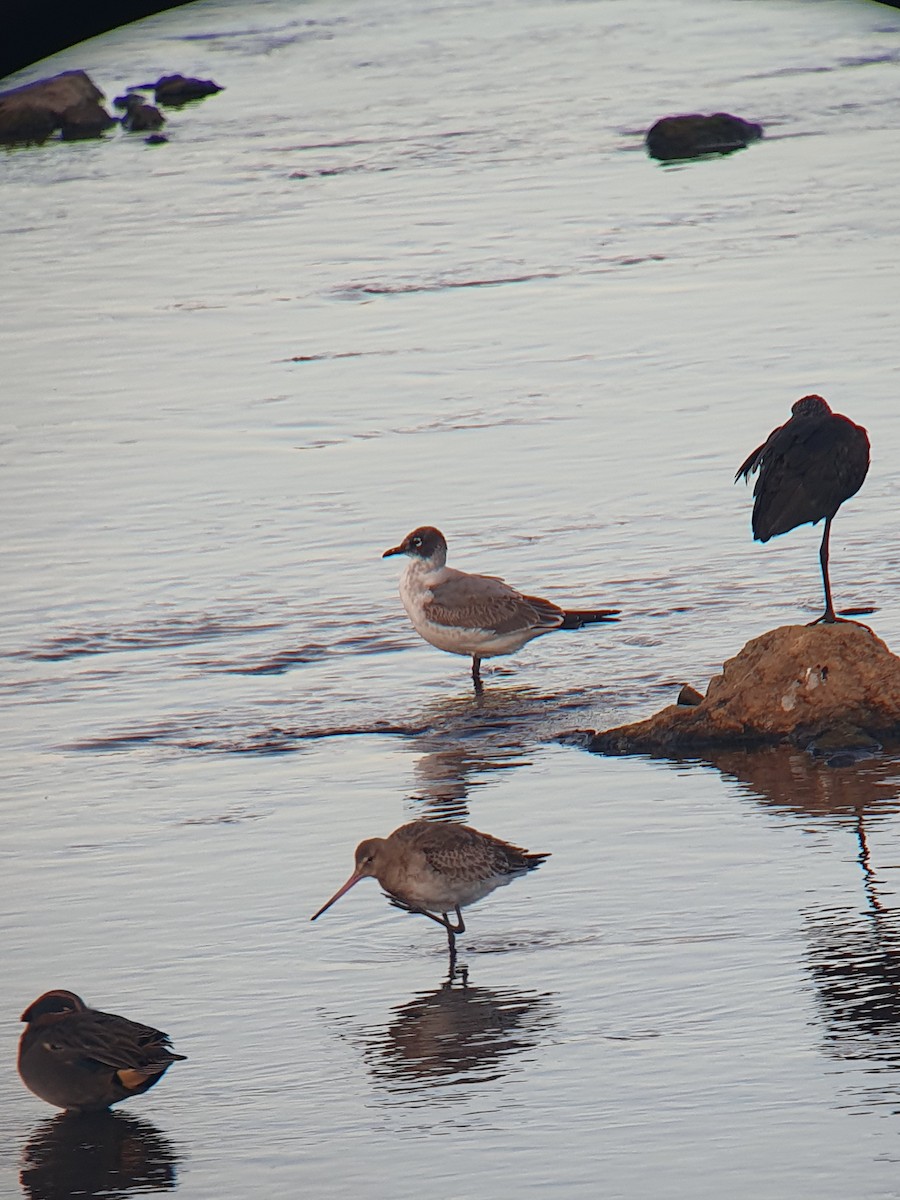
20, 1111, 180, 1200
365, 968, 556, 1093
706, 745, 900, 821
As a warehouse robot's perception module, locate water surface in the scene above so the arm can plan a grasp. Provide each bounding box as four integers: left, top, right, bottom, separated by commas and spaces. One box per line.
4, 0, 900, 1196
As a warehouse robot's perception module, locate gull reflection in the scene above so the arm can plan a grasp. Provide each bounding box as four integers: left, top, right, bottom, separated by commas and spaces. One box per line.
364, 966, 556, 1092
409, 687, 592, 818
20, 1110, 179, 1200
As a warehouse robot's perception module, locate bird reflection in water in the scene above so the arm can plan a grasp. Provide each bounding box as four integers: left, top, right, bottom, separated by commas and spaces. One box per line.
804, 815, 900, 1088
363, 965, 556, 1092
410, 739, 534, 820
711, 743, 900, 1108
20, 1110, 179, 1200
408, 686, 600, 820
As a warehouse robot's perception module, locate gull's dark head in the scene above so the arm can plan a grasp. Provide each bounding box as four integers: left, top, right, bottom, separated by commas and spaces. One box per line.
383, 526, 448, 563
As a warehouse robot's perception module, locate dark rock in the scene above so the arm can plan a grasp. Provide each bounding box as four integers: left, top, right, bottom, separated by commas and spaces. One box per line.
646, 112, 763, 162
113, 92, 140, 110
676, 683, 704, 707
59, 98, 116, 140
121, 95, 165, 131
0, 70, 107, 144
144, 133, 168, 145
582, 624, 900, 755
0, 104, 56, 145
153, 74, 223, 106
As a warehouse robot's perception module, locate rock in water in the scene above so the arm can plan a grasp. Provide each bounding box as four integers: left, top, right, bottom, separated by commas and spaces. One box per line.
646, 112, 762, 161
0, 71, 111, 144
583, 624, 900, 753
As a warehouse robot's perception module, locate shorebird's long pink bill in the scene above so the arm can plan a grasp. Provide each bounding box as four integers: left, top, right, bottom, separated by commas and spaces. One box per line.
310, 872, 363, 921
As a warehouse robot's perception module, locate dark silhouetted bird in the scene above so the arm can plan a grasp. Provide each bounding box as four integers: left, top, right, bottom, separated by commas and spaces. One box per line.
18, 990, 185, 1112
735, 394, 869, 623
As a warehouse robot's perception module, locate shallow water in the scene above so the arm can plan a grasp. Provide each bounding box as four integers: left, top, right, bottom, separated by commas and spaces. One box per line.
4, 0, 900, 1195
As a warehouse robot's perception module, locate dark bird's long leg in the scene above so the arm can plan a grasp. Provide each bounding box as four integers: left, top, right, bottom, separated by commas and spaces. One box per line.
811, 515, 837, 624
471, 656, 483, 694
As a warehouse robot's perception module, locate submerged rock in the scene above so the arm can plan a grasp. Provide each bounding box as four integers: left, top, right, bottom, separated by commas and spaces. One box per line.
152, 74, 222, 106
646, 112, 762, 161
584, 624, 900, 754
0, 70, 111, 145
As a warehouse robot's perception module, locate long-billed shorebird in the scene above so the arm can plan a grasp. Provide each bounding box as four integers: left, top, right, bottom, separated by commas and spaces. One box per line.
311, 820, 549, 956
383, 526, 619, 691
735, 395, 870, 623
18, 990, 185, 1113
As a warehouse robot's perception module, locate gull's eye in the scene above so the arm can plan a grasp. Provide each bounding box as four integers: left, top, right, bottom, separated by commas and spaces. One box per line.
412, 537, 422, 547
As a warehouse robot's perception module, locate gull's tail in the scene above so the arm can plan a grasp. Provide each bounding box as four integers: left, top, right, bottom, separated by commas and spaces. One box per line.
559, 608, 620, 628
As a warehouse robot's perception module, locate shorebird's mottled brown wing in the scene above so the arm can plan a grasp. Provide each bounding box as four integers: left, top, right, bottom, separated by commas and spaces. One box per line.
47, 1010, 185, 1072
398, 822, 549, 880
426, 574, 563, 635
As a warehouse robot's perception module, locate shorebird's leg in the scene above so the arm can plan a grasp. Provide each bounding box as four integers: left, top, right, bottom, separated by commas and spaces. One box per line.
471, 656, 484, 694
810, 516, 838, 624
388, 895, 462, 934
444, 906, 465, 935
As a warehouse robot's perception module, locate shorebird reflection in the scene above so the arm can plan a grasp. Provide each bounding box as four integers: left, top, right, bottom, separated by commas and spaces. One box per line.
20, 1110, 179, 1200
364, 967, 556, 1090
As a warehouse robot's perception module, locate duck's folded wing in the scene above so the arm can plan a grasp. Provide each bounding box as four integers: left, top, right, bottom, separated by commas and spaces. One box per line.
54, 1012, 183, 1070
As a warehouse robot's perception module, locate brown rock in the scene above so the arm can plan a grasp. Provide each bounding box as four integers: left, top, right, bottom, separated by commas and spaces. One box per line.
676, 683, 704, 707
0, 70, 108, 144
585, 624, 900, 754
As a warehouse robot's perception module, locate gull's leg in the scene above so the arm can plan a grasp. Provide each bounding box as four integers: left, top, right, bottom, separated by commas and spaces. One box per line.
471, 656, 484, 693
